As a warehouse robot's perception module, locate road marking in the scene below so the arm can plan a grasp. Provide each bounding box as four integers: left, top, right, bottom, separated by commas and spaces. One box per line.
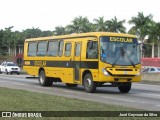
103, 96, 135, 102
139, 93, 160, 97
11, 83, 26, 86
103, 96, 157, 106
134, 83, 160, 87
34, 86, 49, 89
0, 81, 6, 83
62, 90, 82, 94
137, 101, 148, 104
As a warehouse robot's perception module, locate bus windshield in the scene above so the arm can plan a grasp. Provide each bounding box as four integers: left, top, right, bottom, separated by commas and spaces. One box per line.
100, 36, 140, 66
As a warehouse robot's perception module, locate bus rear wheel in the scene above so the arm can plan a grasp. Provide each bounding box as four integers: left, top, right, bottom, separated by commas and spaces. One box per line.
83, 74, 96, 93
118, 82, 131, 93
39, 70, 53, 86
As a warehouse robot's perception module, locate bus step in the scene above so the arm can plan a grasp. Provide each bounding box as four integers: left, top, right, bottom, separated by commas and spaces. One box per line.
26, 76, 38, 79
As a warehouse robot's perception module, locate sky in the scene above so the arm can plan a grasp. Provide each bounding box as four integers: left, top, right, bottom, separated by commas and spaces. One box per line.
0, 0, 159, 31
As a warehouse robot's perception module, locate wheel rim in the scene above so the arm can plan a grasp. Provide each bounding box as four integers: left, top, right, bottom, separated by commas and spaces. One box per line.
85, 78, 92, 88
39, 72, 44, 84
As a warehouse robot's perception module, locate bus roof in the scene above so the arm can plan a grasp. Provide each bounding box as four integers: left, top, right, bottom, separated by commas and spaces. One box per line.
25, 32, 136, 42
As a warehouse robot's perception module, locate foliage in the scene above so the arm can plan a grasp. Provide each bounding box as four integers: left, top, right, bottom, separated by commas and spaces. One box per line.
0, 27, 54, 56
128, 12, 160, 57
106, 16, 126, 33
128, 12, 153, 41
93, 17, 108, 31
66, 16, 93, 33
0, 12, 159, 57
147, 22, 160, 43
54, 26, 66, 35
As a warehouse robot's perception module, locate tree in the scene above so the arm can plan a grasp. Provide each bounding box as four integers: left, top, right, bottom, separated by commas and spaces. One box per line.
54, 26, 66, 35
0, 30, 4, 55
41, 30, 54, 37
128, 12, 153, 42
147, 22, 160, 43
128, 12, 153, 57
147, 22, 160, 57
106, 16, 126, 33
23, 27, 42, 39
2, 26, 14, 55
66, 16, 92, 33
12, 31, 25, 55
93, 17, 108, 31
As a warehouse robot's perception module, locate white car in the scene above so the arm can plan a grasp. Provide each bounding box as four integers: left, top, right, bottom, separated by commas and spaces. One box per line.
142, 67, 160, 73
0, 62, 20, 75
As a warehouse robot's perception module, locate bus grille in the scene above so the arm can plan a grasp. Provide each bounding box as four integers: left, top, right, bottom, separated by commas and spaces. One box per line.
115, 69, 133, 71
113, 75, 135, 77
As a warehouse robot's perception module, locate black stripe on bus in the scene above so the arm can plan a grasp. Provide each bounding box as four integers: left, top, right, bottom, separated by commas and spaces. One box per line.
26, 60, 98, 69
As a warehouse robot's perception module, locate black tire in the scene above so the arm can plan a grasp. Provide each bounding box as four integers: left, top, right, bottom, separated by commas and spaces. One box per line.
0, 69, 2, 74
39, 70, 53, 86
83, 74, 96, 93
118, 82, 132, 93
66, 83, 78, 87
17, 73, 20, 75
5, 69, 8, 74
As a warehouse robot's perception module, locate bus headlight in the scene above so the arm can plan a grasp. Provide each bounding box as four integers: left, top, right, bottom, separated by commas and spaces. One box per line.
136, 72, 141, 76
103, 69, 110, 76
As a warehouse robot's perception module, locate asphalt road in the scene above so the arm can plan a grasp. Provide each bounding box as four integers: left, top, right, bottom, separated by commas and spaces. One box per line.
0, 74, 160, 111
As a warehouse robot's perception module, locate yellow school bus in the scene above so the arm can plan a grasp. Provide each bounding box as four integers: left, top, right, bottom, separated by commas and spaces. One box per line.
23, 32, 141, 93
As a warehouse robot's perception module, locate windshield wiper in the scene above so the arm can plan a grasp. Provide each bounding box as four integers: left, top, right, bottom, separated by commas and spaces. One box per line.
122, 47, 136, 67
112, 47, 135, 67
125, 52, 135, 67
112, 47, 125, 67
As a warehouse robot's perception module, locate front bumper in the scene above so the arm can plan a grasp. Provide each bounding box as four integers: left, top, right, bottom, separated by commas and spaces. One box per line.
98, 73, 141, 82
8, 70, 20, 73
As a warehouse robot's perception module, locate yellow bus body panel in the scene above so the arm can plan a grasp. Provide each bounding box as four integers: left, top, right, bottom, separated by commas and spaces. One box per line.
23, 32, 141, 85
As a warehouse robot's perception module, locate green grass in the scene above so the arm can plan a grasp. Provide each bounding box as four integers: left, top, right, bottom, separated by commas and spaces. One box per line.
0, 87, 159, 120
0, 87, 136, 111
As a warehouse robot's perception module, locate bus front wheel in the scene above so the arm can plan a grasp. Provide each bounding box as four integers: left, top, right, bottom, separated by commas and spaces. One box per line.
118, 82, 131, 93
83, 74, 96, 93
39, 70, 53, 86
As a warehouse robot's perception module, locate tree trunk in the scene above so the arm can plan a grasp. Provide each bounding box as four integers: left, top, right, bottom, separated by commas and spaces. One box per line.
152, 43, 154, 58
19, 45, 21, 54
140, 44, 143, 58
158, 44, 160, 57
14, 46, 16, 56
8, 45, 11, 55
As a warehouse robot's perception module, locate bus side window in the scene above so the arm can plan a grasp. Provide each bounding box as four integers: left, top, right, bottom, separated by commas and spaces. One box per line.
86, 41, 98, 59
65, 43, 72, 57
47, 41, 59, 56
28, 42, 37, 56
37, 41, 48, 56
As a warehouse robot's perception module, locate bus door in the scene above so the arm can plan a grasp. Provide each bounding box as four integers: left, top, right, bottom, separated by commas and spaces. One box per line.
74, 42, 81, 81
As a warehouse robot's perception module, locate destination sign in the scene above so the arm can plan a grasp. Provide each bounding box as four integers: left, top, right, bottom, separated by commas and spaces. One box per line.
110, 37, 133, 43
100, 36, 138, 44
